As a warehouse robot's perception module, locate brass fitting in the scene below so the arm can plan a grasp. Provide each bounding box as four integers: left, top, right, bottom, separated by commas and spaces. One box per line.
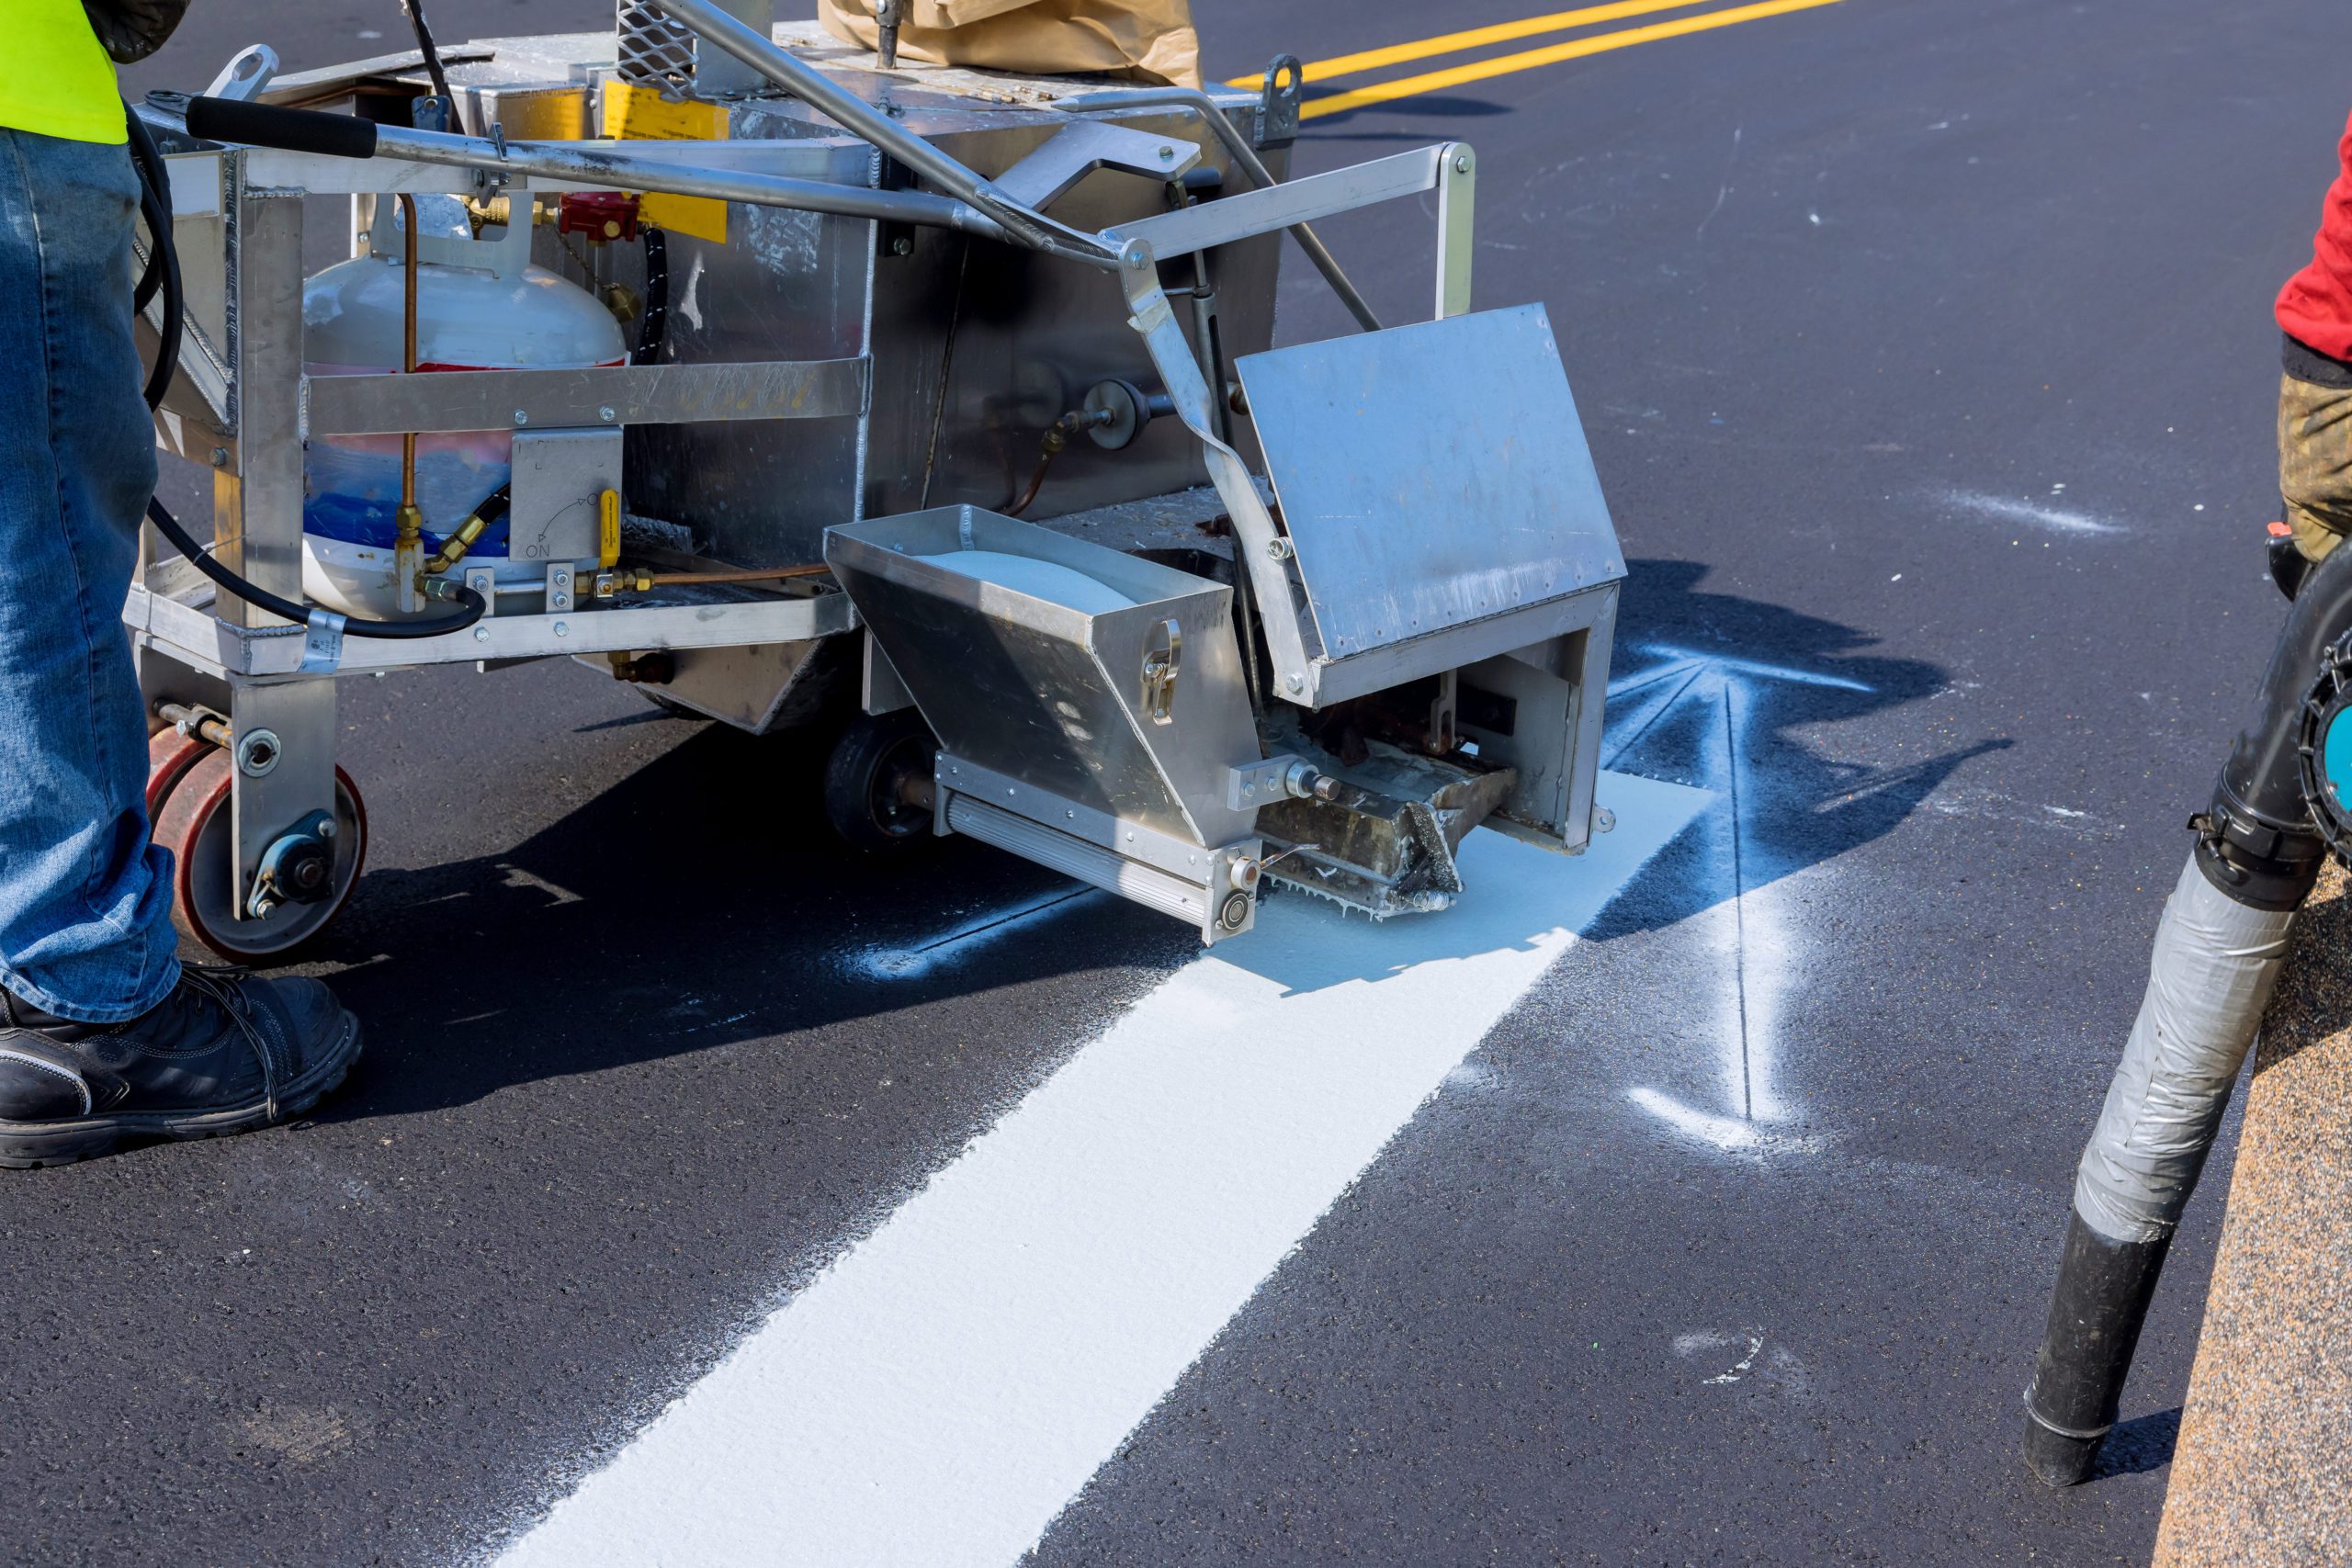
464, 195, 546, 231
421, 511, 492, 579
595, 568, 658, 598
606, 649, 676, 684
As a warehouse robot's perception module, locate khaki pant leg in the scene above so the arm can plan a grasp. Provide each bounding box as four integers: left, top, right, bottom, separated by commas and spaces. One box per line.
2278, 373, 2352, 562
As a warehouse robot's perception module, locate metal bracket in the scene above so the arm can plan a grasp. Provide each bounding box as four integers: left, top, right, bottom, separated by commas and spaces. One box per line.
1436, 143, 1476, 320
203, 44, 280, 104
1116, 238, 1320, 706
299, 609, 345, 674
1224, 754, 1300, 812
995, 119, 1203, 212
1254, 54, 1303, 150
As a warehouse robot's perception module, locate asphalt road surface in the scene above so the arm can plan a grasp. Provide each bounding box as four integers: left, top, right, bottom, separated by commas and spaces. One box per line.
9, 0, 2342, 1562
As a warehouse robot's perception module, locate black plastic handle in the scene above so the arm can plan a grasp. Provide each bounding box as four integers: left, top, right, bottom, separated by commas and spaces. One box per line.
185, 96, 379, 160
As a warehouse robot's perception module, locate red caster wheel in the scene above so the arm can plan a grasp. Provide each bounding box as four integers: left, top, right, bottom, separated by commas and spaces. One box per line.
150, 750, 368, 963
144, 727, 211, 821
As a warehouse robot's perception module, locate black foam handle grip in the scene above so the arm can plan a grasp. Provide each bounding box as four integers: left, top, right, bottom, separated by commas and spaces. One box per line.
185, 96, 379, 160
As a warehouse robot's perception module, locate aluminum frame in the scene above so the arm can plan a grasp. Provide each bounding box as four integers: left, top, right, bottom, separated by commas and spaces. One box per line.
134, 26, 1613, 936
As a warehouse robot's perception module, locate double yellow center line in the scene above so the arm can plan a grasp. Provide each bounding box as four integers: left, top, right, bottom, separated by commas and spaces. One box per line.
1231, 0, 1847, 122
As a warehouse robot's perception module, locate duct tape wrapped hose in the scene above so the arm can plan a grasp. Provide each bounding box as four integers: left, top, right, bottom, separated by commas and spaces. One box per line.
2022, 539, 2352, 1489
2022, 852, 2296, 1486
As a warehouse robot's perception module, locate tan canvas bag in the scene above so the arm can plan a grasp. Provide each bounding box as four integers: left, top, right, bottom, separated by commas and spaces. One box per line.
817, 0, 1202, 88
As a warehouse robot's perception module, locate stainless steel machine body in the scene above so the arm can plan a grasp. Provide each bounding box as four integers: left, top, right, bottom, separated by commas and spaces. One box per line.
127, 10, 1626, 953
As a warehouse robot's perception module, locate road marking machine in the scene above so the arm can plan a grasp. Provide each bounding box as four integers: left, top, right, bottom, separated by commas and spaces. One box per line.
127, 1, 1625, 960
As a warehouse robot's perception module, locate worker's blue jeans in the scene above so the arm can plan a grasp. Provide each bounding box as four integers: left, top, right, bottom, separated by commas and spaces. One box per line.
0, 128, 180, 1022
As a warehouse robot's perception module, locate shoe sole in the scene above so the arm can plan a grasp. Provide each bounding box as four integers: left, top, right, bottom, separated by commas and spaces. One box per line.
0, 1013, 363, 1169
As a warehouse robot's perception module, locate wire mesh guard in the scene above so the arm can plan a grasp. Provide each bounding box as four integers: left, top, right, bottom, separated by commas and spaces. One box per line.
616, 0, 700, 95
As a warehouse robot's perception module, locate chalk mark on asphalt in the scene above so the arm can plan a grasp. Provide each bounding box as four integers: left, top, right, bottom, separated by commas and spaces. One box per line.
1606, 645, 1881, 1146
1724, 679, 1752, 1122
851, 889, 1100, 980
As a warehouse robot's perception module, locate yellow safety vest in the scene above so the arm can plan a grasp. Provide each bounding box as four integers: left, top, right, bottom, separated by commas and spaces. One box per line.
0, 0, 125, 144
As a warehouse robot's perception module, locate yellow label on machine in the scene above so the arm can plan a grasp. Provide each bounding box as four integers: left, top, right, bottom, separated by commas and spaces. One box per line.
601, 81, 729, 244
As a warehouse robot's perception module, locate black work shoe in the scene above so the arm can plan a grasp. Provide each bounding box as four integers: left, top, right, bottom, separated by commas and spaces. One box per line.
0, 966, 361, 1168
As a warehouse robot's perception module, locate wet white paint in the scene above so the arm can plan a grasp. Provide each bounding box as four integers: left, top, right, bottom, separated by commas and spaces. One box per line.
911, 550, 1138, 615
494, 773, 1705, 1568
674, 253, 707, 332
1940, 489, 2124, 536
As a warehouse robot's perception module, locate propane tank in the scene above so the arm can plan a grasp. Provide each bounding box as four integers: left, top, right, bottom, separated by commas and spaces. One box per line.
300, 196, 627, 617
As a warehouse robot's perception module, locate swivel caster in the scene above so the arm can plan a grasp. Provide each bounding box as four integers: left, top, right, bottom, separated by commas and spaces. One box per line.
147, 750, 368, 963
822, 709, 938, 853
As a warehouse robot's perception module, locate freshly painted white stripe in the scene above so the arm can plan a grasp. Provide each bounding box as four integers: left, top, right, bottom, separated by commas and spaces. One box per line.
497, 773, 1705, 1568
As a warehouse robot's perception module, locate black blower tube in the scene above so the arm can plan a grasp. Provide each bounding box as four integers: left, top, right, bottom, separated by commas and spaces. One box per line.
184, 96, 379, 159
126, 104, 483, 638
2021, 539, 2352, 1488
2194, 538, 2352, 908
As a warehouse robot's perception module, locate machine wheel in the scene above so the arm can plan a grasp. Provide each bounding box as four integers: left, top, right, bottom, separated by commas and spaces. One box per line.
144, 728, 212, 821
151, 750, 368, 963
823, 709, 938, 853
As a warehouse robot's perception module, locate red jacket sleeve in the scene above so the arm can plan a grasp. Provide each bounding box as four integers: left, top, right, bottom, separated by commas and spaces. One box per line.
2278, 109, 2352, 362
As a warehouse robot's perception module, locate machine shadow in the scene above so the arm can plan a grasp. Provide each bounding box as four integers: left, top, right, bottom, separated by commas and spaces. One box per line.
302, 558, 1992, 1116
1588, 558, 2007, 940
302, 717, 1187, 1122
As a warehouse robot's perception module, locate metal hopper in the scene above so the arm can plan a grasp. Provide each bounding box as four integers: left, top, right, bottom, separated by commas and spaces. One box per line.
825, 507, 1271, 942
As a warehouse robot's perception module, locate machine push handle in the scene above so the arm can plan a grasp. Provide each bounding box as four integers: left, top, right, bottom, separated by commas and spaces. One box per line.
185, 96, 380, 160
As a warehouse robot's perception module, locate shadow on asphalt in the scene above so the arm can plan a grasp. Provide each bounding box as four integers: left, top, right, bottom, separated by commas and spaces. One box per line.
300, 710, 1187, 1122
1589, 557, 2009, 938
1299, 95, 1512, 128
300, 557, 1991, 1117
2093, 1407, 2182, 1481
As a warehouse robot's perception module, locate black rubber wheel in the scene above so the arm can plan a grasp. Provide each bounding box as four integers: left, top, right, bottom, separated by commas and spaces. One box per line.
823, 709, 938, 853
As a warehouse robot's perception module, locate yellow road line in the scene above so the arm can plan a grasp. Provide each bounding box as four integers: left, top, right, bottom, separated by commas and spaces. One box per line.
1295, 0, 1848, 121
1227, 0, 1722, 90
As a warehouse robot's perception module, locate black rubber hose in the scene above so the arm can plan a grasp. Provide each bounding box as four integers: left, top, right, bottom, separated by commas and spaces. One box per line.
2198, 538, 2352, 907
400, 0, 455, 107
126, 104, 485, 638
131, 164, 164, 312
122, 111, 181, 411
632, 228, 668, 366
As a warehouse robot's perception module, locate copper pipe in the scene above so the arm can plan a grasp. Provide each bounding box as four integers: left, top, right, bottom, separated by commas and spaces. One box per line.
396, 193, 422, 533
639, 563, 831, 587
